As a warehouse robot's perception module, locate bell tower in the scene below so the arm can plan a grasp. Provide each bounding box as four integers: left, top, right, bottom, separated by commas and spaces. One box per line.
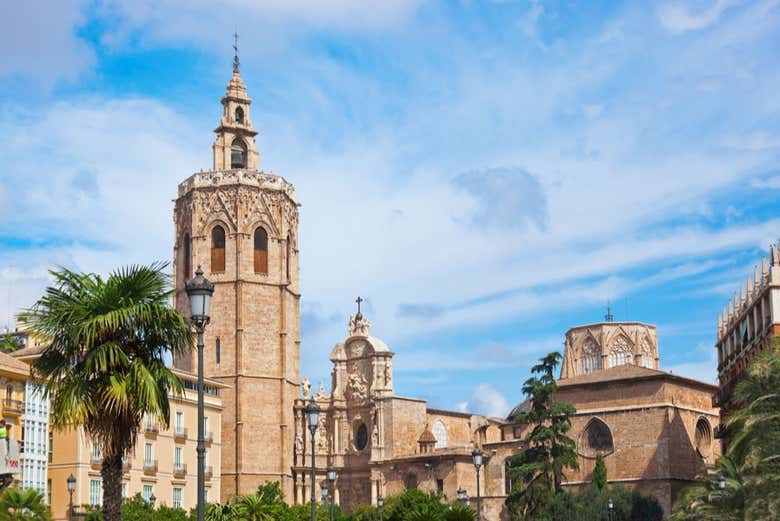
172, 49, 301, 500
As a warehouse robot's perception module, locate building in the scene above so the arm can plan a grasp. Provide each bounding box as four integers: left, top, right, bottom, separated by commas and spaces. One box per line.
13, 345, 224, 519
171, 61, 300, 500
0, 334, 49, 498
714, 242, 780, 442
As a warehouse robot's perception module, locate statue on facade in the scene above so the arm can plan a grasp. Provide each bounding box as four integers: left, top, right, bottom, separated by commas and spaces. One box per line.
294, 432, 304, 454
301, 378, 311, 399
315, 380, 328, 400
348, 296, 372, 336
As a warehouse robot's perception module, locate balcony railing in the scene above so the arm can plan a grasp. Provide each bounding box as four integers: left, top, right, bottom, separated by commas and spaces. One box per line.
122, 458, 131, 472
174, 427, 188, 441
143, 459, 158, 474
3, 399, 24, 416
90, 455, 103, 469
205, 466, 213, 480
173, 463, 187, 477
144, 423, 159, 435
205, 431, 213, 444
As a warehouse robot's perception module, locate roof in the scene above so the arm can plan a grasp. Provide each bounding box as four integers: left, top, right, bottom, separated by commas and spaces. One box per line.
0, 350, 31, 377
418, 425, 437, 444
11, 344, 47, 359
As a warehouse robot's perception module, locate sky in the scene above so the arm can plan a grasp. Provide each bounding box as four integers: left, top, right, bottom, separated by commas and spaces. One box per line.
1, 0, 779, 418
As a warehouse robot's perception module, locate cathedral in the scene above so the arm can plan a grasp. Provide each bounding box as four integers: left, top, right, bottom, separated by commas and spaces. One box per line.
172, 64, 721, 519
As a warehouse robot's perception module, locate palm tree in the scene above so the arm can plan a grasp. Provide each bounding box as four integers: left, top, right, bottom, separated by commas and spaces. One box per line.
0, 488, 51, 521
205, 502, 238, 521
20, 263, 192, 521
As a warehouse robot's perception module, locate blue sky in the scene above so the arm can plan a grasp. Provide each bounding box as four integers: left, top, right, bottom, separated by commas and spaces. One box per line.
1, 0, 779, 416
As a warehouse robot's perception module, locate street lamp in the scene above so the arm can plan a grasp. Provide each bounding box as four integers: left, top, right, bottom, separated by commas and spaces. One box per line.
67, 474, 76, 521
608, 498, 614, 521
457, 486, 467, 504
377, 495, 384, 521
472, 447, 483, 521
305, 399, 321, 521
185, 266, 214, 521
718, 474, 726, 490
149, 493, 156, 507
327, 465, 337, 521
321, 480, 329, 503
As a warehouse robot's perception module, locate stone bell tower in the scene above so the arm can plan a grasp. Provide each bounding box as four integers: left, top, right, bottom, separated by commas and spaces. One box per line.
172, 50, 301, 500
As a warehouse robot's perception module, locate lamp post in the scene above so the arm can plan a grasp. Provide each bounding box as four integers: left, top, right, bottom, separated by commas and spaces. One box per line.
185, 266, 214, 521
327, 465, 336, 521
457, 486, 467, 505
377, 495, 384, 521
608, 498, 613, 521
472, 447, 483, 521
149, 493, 156, 507
67, 474, 76, 521
305, 399, 321, 521
321, 480, 329, 503
718, 474, 726, 490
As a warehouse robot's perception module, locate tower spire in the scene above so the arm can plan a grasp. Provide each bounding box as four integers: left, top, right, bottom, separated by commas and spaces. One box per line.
233, 32, 240, 73
604, 301, 614, 322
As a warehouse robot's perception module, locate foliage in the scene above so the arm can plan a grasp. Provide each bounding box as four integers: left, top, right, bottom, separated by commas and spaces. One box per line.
505, 352, 579, 520
444, 505, 476, 521
20, 263, 192, 521
592, 453, 607, 491
0, 336, 22, 353
546, 485, 662, 521
0, 488, 51, 521
671, 339, 780, 520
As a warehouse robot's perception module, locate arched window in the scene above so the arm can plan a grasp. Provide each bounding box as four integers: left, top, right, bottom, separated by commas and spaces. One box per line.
230, 139, 247, 169
579, 418, 614, 456
432, 420, 448, 449
182, 234, 191, 281
211, 226, 226, 272
694, 418, 712, 458
254, 227, 268, 274
235, 107, 244, 124
608, 335, 633, 368
286, 233, 292, 282
580, 337, 602, 375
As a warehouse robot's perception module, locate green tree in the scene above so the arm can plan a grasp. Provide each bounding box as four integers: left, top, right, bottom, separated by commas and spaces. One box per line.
592, 453, 607, 491
0, 488, 51, 521
204, 502, 238, 521
0, 336, 22, 353
20, 263, 192, 521
506, 352, 579, 520
444, 505, 476, 521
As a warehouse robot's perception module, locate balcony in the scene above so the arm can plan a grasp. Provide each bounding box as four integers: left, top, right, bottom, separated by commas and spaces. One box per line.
205, 431, 213, 444
90, 455, 103, 469
173, 463, 188, 477
174, 427, 188, 441
144, 423, 159, 436
143, 459, 158, 474
3, 399, 24, 417
205, 466, 213, 480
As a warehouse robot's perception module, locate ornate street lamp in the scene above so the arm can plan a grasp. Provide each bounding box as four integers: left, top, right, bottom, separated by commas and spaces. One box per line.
608, 498, 614, 521
457, 486, 467, 504
377, 495, 384, 521
472, 447, 483, 521
327, 465, 337, 521
67, 474, 76, 521
321, 480, 329, 503
149, 493, 156, 507
305, 399, 321, 521
185, 266, 214, 521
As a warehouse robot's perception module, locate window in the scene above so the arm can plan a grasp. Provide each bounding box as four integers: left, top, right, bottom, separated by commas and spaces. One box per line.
286, 233, 294, 281
254, 227, 268, 274
432, 420, 448, 449
211, 225, 226, 272
175, 412, 184, 434
182, 234, 191, 281
354, 423, 368, 451
48, 430, 53, 463
235, 107, 244, 124
580, 418, 614, 456
92, 443, 101, 461
142, 485, 153, 503
580, 338, 602, 375
5, 384, 12, 400
404, 473, 418, 490
436, 479, 444, 493
144, 443, 153, 465
695, 418, 712, 458
89, 480, 102, 506
230, 138, 247, 169
505, 458, 514, 495
173, 487, 183, 509
216, 337, 221, 364
175, 447, 182, 467
608, 335, 633, 368
204, 416, 210, 437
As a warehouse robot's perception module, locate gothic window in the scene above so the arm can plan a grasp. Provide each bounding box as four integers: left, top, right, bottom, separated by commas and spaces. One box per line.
182, 234, 191, 281
580, 337, 602, 375
694, 418, 712, 458
432, 420, 448, 449
254, 227, 268, 274
211, 225, 226, 272
639, 337, 654, 368
230, 139, 247, 169
235, 107, 244, 124
580, 418, 614, 456
608, 335, 633, 368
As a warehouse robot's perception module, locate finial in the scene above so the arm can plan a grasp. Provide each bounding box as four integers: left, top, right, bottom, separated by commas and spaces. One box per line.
604, 301, 614, 322
355, 296, 363, 320
232, 32, 240, 73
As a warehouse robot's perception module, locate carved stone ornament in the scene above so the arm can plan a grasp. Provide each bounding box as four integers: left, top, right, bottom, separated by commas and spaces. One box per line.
349, 340, 367, 358
384, 362, 392, 386
301, 378, 311, 399
348, 314, 371, 336
294, 432, 304, 454
315, 381, 328, 400
346, 373, 369, 404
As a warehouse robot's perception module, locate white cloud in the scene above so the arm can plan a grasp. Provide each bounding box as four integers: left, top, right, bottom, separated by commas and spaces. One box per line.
657, 0, 742, 33
722, 132, 780, 150
457, 384, 511, 418
750, 175, 780, 189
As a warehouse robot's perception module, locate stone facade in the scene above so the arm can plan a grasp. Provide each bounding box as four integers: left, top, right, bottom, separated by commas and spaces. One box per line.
172, 66, 300, 499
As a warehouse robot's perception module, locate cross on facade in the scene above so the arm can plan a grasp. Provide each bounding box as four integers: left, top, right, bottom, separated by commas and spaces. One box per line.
356, 296, 363, 315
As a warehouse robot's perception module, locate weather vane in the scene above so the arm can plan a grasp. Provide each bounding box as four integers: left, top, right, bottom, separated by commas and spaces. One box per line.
233, 32, 240, 72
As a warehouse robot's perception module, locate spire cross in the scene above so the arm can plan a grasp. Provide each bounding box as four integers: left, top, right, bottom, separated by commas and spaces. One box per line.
604, 301, 614, 322
232, 32, 240, 72
356, 296, 363, 315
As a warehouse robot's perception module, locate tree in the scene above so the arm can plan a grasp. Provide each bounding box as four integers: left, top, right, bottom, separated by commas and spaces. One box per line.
20, 263, 192, 521
506, 352, 579, 520
0, 488, 51, 521
0, 336, 22, 353
593, 453, 607, 491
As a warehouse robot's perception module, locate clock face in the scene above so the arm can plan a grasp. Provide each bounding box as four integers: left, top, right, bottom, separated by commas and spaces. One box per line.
354, 423, 368, 451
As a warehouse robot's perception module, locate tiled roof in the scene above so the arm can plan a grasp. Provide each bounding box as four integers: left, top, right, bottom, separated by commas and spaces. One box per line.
0, 350, 31, 376
557, 364, 667, 386
11, 344, 47, 358
418, 424, 437, 443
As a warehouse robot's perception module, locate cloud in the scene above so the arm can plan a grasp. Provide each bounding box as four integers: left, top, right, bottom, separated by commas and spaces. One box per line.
721, 132, 780, 150
451, 167, 547, 231
396, 302, 446, 320
750, 175, 780, 189
657, 0, 742, 33
457, 384, 510, 418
